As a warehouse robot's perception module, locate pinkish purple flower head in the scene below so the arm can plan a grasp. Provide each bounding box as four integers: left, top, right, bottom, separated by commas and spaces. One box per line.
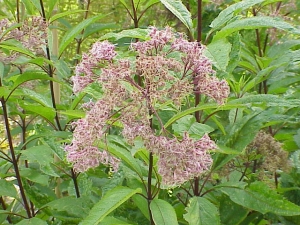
90, 41, 117, 61
142, 132, 215, 187
66, 27, 229, 178
65, 99, 120, 172
73, 41, 118, 93
66, 145, 119, 172
131, 26, 174, 55
196, 75, 230, 104
0, 19, 9, 32
0, 16, 48, 63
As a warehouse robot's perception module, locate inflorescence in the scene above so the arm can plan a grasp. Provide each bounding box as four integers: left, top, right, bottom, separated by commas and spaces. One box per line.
66, 27, 230, 187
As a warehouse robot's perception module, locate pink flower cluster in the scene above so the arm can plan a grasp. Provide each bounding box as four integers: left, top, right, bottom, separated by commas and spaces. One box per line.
67, 27, 229, 185
147, 133, 215, 186
65, 100, 120, 172
0, 17, 48, 63
73, 41, 117, 93
121, 120, 216, 186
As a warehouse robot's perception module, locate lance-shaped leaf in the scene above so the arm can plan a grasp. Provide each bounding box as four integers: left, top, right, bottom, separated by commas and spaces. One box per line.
20, 145, 59, 177
0, 179, 18, 198
150, 199, 178, 225
100, 28, 148, 41
163, 103, 245, 130
59, 14, 107, 55
160, 0, 193, 32
15, 218, 48, 225
49, 10, 85, 23
213, 16, 300, 41
221, 181, 300, 216
184, 197, 221, 225
207, 38, 232, 71
19, 103, 56, 123
80, 187, 141, 225
99, 140, 143, 177
210, 0, 265, 30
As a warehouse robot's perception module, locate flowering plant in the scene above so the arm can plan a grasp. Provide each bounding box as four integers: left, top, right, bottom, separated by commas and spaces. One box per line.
66, 27, 230, 187
1, 0, 300, 224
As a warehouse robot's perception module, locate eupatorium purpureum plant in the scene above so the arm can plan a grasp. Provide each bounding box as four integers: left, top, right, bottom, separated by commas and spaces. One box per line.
66, 26, 230, 187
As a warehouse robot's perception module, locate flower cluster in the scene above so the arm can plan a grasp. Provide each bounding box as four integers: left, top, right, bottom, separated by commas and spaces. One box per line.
149, 133, 215, 186
246, 131, 290, 176
65, 99, 120, 172
73, 41, 117, 93
0, 16, 48, 63
67, 27, 229, 186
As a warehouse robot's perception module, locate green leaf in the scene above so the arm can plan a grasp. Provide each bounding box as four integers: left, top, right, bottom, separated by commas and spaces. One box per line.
49, 10, 85, 23
59, 109, 85, 119
21, 0, 35, 15
80, 187, 141, 225
119, 0, 129, 10
184, 197, 220, 225
99, 216, 132, 225
229, 94, 300, 108
0, 62, 4, 80
219, 194, 249, 225
26, 0, 42, 13
294, 131, 300, 149
226, 33, 241, 74
160, 0, 193, 32
243, 65, 280, 92
172, 115, 214, 138
0, 43, 35, 58
99, 140, 143, 177
22, 88, 53, 107
221, 181, 300, 216
15, 218, 48, 225
214, 145, 241, 155
0, 179, 18, 198
83, 23, 119, 39
47, 0, 59, 18
210, 0, 265, 30
0, 87, 10, 99
214, 16, 300, 41
44, 196, 92, 218
20, 168, 49, 185
207, 38, 232, 71
19, 103, 56, 123
100, 28, 148, 41
144, 0, 160, 9
164, 103, 245, 129
150, 199, 178, 225
220, 109, 264, 151
68, 174, 93, 197
7, 71, 57, 99
20, 145, 59, 177
132, 194, 150, 220
59, 14, 107, 55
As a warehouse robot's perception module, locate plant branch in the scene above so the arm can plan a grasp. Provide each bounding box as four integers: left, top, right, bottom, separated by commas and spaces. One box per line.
39, 0, 62, 131
75, 0, 91, 65
147, 152, 155, 225
0, 196, 12, 223
0, 97, 32, 218
71, 168, 81, 198
131, 0, 139, 28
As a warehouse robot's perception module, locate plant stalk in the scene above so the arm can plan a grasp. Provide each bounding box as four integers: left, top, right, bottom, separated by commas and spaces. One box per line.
71, 169, 81, 198
0, 196, 12, 223
75, 0, 91, 65
39, 0, 62, 131
193, 0, 203, 197
147, 152, 155, 225
0, 96, 32, 218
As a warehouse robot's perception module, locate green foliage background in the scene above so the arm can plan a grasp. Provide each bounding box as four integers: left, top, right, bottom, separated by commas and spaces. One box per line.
1, 0, 300, 224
